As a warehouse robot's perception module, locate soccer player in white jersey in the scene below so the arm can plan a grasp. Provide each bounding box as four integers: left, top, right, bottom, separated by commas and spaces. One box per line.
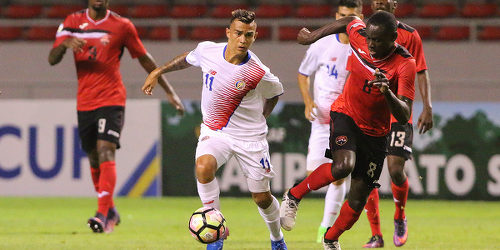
142, 9, 287, 250
296, 0, 363, 243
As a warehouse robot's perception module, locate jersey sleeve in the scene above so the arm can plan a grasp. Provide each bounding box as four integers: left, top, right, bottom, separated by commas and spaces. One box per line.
298, 44, 320, 76
53, 16, 74, 48
346, 18, 366, 52
396, 59, 417, 100
407, 31, 428, 73
185, 41, 211, 67
258, 69, 284, 99
124, 20, 147, 59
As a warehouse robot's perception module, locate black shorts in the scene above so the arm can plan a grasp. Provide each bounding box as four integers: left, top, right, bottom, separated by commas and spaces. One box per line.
328, 112, 387, 188
77, 106, 125, 153
387, 122, 413, 160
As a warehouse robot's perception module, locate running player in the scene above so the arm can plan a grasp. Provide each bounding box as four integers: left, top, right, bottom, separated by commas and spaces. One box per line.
296, 0, 363, 243
280, 11, 416, 250
362, 0, 433, 247
48, 0, 184, 233
142, 9, 287, 250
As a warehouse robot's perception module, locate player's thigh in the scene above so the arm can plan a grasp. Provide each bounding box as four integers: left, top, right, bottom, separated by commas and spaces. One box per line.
77, 109, 98, 153
387, 122, 413, 160
329, 112, 358, 153
195, 125, 232, 168
233, 139, 274, 193
351, 133, 387, 189
306, 121, 332, 172
95, 106, 125, 149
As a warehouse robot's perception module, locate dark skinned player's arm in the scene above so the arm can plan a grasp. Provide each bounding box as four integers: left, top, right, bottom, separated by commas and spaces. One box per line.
297, 16, 359, 45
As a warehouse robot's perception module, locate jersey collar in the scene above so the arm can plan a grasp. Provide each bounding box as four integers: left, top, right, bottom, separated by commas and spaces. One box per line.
86, 9, 110, 25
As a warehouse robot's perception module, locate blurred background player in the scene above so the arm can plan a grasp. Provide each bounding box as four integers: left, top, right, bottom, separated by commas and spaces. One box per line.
281, 11, 416, 250
296, 0, 363, 243
362, 0, 434, 247
142, 9, 287, 250
48, 0, 184, 233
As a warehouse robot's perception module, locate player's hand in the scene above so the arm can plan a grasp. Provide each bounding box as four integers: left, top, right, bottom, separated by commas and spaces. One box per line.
166, 92, 185, 116
370, 68, 390, 94
297, 28, 314, 45
142, 73, 159, 95
417, 107, 433, 134
62, 37, 86, 53
304, 101, 317, 121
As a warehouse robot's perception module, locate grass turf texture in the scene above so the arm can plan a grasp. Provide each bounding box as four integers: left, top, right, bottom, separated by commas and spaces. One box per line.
0, 197, 499, 249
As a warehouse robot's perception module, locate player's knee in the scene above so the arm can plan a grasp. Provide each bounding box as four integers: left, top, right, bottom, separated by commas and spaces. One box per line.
332, 161, 354, 179
195, 163, 217, 183
251, 192, 272, 209
389, 167, 406, 185
97, 146, 115, 163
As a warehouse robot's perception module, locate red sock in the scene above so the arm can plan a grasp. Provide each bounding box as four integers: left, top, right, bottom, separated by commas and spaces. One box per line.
97, 161, 116, 217
392, 178, 409, 220
325, 201, 362, 241
90, 167, 100, 192
290, 163, 336, 199
365, 188, 382, 237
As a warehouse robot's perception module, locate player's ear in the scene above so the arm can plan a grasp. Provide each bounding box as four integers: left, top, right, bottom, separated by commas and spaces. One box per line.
226, 27, 230, 39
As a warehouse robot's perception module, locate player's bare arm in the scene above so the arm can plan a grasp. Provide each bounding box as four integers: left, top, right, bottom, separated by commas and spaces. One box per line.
370, 69, 412, 123
48, 37, 86, 65
297, 74, 317, 121
142, 52, 191, 95
263, 96, 279, 118
297, 16, 359, 45
138, 53, 185, 116
417, 70, 433, 134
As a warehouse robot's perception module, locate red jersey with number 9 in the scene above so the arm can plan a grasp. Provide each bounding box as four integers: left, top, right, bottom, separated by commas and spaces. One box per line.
53, 9, 146, 111
331, 19, 416, 137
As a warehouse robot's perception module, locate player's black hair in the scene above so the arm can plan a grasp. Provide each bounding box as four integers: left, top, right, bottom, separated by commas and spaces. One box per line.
230, 9, 256, 24
366, 10, 397, 34
338, 0, 363, 9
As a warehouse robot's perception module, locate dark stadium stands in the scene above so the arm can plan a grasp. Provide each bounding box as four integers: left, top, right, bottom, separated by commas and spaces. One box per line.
0, 1, 498, 41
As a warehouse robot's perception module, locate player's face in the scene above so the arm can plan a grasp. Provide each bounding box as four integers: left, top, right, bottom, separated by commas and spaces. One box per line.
336, 6, 363, 20
366, 24, 396, 59
371, 0, 397, 14
88, 0, 109, 11
226, 20, 257, 56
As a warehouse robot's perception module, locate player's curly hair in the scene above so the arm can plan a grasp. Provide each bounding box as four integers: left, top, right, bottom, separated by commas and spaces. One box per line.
230, 9, 256, 24
366, 10, 397, 34
339, 0, 363, 9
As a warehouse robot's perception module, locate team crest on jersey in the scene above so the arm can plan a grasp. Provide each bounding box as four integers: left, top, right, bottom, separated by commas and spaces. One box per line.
100, 35, 110, 45
201, 136, 210, 141
335, 135, 348, 146
209, 69, 217, 75
235, 80, 246, 90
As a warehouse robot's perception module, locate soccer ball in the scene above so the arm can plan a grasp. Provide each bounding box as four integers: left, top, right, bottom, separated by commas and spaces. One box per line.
188, 207, 227, 244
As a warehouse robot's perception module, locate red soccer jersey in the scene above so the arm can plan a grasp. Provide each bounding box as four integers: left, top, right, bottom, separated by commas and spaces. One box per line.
331, 19, 416, 137
53, 9, 147, 111
390, 21, 427, 124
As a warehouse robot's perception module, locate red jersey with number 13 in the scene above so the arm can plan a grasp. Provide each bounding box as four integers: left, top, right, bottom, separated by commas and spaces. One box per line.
331, 19, 416, 137
53, 9, 147, 111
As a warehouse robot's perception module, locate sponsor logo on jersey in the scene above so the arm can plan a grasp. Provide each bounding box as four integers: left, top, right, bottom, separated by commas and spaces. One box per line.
209, 69, 217, 75
335, 135, 348, 146
57, 23, 64, 33
357, 48, 367, 55
201, 136, 210, 141
235, 80, 246, 90
331, 57, 337, 62
79, 22, 89, 30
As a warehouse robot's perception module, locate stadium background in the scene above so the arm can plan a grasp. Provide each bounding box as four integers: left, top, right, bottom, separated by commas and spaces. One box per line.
1, 0, 499, 211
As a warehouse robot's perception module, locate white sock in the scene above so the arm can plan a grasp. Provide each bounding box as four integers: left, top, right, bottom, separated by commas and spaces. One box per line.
197, 178, 220, 210
321, 182, 346, 228
258, 196, 283, 241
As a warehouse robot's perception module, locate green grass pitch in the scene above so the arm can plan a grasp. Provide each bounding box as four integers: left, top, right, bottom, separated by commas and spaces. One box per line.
1, 197, 499, 249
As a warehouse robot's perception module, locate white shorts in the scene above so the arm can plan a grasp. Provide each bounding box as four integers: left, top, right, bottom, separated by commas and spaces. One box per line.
195, 124, 274, 193
306, 121, 332, 172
